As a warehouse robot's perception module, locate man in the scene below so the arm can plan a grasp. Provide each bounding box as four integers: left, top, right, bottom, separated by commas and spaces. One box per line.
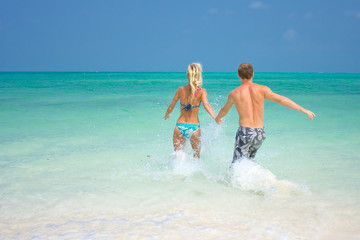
215, 63, 315, 163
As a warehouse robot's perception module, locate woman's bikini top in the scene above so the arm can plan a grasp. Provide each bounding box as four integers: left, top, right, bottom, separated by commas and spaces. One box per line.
180, 87, 201, 112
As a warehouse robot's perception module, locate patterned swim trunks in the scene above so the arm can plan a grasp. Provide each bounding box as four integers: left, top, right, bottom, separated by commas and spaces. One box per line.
232, 126, 266, 163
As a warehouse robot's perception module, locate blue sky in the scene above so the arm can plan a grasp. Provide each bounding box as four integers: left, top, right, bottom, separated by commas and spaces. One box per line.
0, 0, 359, 72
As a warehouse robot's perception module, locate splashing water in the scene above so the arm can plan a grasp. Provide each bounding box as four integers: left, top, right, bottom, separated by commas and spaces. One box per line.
228, 158, 311, 197
169, 150, 206, 176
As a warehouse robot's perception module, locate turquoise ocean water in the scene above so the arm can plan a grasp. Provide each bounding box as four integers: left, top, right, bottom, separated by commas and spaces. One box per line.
0, 72, 360, 239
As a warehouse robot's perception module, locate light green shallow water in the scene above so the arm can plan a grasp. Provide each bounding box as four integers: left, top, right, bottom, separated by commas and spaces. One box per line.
0, 72, 359, 239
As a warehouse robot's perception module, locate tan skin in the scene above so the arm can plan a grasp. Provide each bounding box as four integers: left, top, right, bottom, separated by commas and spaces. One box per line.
163, 84, 219, 158
215, 74, 315, 126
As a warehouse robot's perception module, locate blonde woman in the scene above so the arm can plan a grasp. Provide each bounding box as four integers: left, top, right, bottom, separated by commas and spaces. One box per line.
163, 63, 220, 158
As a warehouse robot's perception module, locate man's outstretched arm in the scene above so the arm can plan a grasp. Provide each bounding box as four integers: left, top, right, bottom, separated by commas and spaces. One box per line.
215, 93, 234, 124
264, 86, 315, 120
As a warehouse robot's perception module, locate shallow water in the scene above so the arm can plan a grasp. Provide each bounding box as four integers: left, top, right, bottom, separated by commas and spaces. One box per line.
0, 72, 360, 239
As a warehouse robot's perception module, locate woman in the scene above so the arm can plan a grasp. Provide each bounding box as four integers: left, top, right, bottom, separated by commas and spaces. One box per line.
163, 63, 220, 158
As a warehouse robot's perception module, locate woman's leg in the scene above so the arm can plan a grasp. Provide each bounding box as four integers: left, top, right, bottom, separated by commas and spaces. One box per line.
190, 128, 201, 159
173, 126, 185, 151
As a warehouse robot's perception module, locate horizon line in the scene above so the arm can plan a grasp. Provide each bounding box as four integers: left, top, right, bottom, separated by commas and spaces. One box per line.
1, 71, 359, 74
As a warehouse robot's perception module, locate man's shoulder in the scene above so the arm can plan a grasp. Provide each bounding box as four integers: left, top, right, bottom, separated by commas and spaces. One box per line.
229, 87, 240, 96
252, 83, 271, 92
252, 82, 267, 88
231, 83, 266, 92
231, 83, 271, 99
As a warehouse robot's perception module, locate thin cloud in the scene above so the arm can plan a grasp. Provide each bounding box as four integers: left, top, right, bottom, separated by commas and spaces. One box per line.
288, 13, 295, 19
304, 12, 313, 19
207, 8, 235, 16
282, 28, 297, 40
224, 10, 235, 16
208, 8, 218, 14
344, 10, 360, 18
249, 1, 267, 9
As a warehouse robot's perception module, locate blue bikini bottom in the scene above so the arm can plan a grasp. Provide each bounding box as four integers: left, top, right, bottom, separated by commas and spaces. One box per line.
176, 123, 200, 139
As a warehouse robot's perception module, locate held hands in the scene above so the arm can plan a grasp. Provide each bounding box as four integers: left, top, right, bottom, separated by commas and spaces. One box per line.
215, 116, 223, 124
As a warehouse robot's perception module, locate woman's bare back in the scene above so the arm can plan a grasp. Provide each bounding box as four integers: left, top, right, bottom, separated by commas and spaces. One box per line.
176, 85, 202, 124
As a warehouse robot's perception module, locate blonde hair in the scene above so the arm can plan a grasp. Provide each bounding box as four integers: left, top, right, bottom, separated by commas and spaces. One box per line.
186, 63, 203, 104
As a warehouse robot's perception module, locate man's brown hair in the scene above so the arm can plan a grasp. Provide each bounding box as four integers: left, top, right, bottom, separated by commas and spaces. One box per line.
238, 63, 254, 79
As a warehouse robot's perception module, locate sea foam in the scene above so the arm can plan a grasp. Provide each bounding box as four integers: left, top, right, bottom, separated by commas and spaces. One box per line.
168, 150, 207, 177
228, 158, 311, 197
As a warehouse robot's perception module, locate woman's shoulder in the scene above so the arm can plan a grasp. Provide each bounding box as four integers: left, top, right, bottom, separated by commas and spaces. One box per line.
176, 85, 188, 98
178, 85, 189, 90
176, 85, 185, 92
198, 87, 207, 95
194, 87, 206, 100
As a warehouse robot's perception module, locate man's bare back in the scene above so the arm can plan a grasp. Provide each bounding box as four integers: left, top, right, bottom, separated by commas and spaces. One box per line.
230, 82, 266, 128
215, 63, 315, 162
